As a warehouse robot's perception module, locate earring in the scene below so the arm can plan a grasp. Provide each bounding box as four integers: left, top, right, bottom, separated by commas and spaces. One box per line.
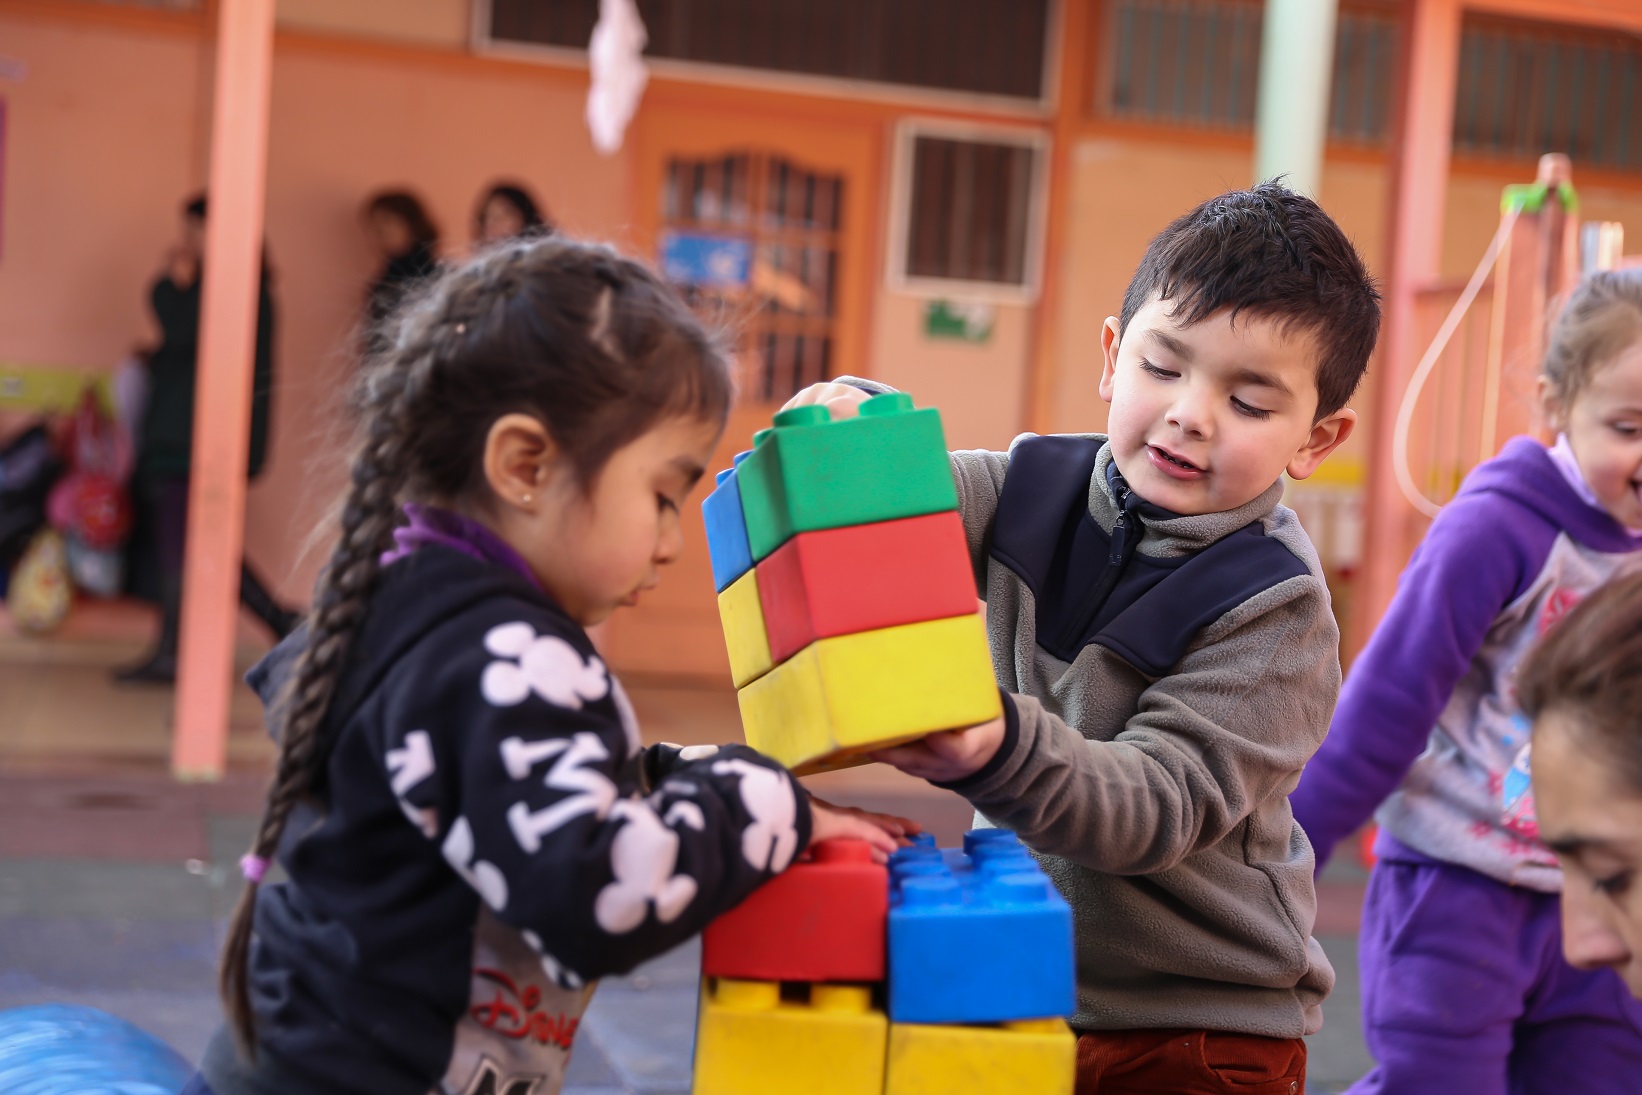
521, 493, 533, 505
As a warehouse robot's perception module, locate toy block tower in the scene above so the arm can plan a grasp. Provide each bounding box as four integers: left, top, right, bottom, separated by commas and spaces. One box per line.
692, 830, 1077, 1095
701, 392, 1002, 775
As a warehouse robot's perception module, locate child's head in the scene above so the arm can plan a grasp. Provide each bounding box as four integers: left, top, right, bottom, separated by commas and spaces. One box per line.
476, 182, 552, 245
364, 190, 439, 259
1099, 181, 1380, 515
1519, 570, 1642, 999
220, 236, 731, 1049
1539, 270, 1642, 530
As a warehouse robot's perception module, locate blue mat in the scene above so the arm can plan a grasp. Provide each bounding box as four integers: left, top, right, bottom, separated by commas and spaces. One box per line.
0, 1004, 192, 1094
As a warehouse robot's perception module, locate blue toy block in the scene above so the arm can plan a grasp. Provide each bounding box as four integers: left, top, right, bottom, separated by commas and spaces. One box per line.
703, 451, 754, 593
888, 828, 1075, 1025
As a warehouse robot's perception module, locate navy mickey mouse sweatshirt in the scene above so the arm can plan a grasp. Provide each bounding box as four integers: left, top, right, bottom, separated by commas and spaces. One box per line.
201, 534, 810, 1095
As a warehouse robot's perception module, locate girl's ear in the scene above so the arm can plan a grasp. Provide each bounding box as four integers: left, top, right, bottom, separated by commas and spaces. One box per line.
1538, 375, 1569, 435
483, 413, 555, 511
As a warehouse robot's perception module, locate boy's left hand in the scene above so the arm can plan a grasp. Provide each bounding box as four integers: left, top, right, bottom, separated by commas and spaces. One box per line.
870, 715, 1006, 784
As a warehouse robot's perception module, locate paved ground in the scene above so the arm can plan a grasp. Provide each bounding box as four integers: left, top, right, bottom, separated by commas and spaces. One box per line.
0, 624, 1376, 1091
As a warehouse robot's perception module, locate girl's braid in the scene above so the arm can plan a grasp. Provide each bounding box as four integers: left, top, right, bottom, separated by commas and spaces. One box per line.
220, 315, 445, 1054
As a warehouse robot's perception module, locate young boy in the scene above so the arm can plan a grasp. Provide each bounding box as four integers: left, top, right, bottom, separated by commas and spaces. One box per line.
791, 182, 1380, 1092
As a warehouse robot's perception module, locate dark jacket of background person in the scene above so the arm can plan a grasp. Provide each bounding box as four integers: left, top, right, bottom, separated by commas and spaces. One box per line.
137, 269, 275, 483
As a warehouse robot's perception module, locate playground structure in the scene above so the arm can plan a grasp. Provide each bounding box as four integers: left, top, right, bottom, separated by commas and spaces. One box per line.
1354, 151, 1638, 654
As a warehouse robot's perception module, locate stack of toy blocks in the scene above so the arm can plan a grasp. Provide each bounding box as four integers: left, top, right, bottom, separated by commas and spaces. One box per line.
692, 830, 1077, 1095
700, 392, 1002, 774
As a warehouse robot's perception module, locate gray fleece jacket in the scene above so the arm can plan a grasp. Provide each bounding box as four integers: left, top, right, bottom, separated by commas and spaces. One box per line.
950, 434, 1337, 1036
856, 408, 1339, 1036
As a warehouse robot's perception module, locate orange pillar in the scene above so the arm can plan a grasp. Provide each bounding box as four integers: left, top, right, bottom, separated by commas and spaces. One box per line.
1350, 0, 1461, 658
172, 0, 276, 780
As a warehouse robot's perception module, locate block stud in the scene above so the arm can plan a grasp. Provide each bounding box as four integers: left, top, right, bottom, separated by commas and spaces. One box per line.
810, 984, 873, 1014
716, 979, 779, 1011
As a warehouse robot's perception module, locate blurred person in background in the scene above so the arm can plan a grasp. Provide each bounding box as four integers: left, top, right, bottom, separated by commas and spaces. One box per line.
473, 181, 554, 246
116, 193, 299, 685
362, 190, 441, 355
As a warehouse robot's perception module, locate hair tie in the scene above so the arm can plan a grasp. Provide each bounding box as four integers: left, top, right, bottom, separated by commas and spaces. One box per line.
240, 854, 271, 883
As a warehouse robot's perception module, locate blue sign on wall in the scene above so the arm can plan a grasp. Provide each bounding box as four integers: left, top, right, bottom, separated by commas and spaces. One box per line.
661, 231, 752, 289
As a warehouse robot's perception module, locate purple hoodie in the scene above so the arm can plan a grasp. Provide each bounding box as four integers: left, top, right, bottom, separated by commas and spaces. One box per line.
1291, 437, 1642, 892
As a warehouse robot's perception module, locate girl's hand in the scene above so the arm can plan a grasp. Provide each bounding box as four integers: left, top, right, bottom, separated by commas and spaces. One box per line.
781, 382, 872, 421
807, 798, 919, 862
870, 715, 1007, 784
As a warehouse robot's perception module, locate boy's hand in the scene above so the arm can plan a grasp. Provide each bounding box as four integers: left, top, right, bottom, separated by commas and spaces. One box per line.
782, 382, 872, 421
870, 715, 1006, 784
808, 798, 917, 862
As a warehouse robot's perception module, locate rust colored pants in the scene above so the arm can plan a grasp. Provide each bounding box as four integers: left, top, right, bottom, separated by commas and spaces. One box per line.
1074, 1028, 1307, 1094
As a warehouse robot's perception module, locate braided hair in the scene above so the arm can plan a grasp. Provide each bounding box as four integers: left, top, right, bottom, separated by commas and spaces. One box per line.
220, 235, 732, 1054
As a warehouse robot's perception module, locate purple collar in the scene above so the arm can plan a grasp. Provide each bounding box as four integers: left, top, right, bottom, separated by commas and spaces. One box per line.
380, 503, 542, 590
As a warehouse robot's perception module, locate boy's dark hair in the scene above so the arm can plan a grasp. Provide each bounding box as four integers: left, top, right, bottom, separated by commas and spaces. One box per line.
1518, 570, 1642, 797
219, 236, 731, 1055
1119, 180, 1381, 418
364, 189, 441, 249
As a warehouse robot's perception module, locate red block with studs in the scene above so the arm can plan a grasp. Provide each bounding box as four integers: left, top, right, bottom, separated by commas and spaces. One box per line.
754, 510, 977, 666
702, 839, 888, 983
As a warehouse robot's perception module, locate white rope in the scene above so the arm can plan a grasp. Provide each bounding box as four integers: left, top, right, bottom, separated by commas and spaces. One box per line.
1391, 207, 1521, 518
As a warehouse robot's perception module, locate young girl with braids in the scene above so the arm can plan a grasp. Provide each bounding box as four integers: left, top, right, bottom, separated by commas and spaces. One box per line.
1291, 269, 1642, 1093
186, 236, 908, 1095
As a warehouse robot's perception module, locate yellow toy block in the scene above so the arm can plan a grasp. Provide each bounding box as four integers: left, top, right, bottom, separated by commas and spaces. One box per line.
718, 570, 773, 688
693, 978, 888, 1095
885, 1018, 1075, 1095
737, 613, 1001, 775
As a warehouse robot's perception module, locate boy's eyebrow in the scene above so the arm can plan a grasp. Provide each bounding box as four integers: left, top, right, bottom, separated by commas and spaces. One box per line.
1231, 368, 1295, 398
1148, 330, 1194, 362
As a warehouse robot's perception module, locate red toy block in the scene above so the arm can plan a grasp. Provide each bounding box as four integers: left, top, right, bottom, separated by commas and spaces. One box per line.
702, 839, 888, 983
755, 511, 977, 666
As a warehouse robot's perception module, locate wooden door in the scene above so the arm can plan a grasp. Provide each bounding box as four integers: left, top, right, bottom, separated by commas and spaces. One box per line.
601, 102, 880, 680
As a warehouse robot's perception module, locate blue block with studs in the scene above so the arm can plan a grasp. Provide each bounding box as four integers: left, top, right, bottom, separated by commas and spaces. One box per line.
702, 451, 755, 593
887, 828, 1075, 1025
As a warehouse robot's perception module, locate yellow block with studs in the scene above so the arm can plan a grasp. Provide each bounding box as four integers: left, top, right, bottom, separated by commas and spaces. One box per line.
717, 569, 772, 688
693, 978, 888, 1095
885, 1018, 1076, 1095
737, 612, 1001, 775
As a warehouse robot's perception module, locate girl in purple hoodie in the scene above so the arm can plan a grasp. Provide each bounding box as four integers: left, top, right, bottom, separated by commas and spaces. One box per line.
1291, 270, 1642, 1094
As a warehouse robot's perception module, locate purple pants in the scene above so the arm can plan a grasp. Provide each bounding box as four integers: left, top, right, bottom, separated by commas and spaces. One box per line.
1351, 851, 1642, 1094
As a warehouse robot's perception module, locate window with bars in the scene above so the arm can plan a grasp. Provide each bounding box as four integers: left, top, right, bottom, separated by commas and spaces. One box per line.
1455, 16, 1642, 172
483, 0, 1051, 100
659, 152, 843, 403
1104, 0, 1394, 144
892, 128, 1044, 296
1103, 1, 1642, 173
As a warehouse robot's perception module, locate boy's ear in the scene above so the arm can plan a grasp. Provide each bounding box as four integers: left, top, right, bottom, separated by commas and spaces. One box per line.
1098, 317, 1122, 404
483, 413, 555, 511
1286, 408, 1357, 481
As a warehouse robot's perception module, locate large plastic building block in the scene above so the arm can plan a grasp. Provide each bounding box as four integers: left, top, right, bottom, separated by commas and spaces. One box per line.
702, 452, 754, 592
887, 828, 1075, 1024
693, 979, 887, 1095
717, 569, 772, 688
885, 1018, 1075, 1095
737, 613, 1001, 775
736, 393, 959, 561
756, 510, 978, 665
702, 839, 888, 983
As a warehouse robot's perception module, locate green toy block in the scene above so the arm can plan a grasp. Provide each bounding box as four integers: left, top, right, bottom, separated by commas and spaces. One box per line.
736, 393, 959, 561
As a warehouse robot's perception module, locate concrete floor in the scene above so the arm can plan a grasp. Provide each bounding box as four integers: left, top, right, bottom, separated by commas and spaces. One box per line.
0, 613, 1375, 1092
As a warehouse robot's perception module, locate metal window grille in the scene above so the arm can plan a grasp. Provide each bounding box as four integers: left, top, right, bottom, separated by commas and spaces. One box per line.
485, 0, 1051, 100
903, 135, 1038, 288
660, 152, 843, 403
1104, 0, 1394, 145
1455, 16, 1642, 172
